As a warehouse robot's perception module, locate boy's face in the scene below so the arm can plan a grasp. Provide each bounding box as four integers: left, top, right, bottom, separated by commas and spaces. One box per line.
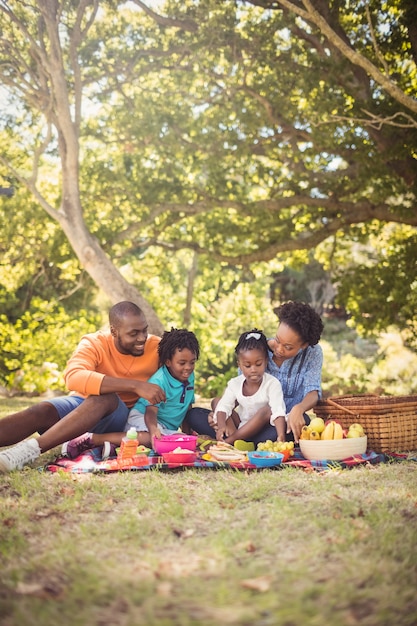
166, 348, 196, 383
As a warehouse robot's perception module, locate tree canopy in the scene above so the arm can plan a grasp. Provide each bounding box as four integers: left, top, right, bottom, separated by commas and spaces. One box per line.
0, 0, 416, 389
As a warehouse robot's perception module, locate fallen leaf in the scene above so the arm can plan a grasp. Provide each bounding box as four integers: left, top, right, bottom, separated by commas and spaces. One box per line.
16, 582, 44, 595
156, 581, 173, 597
234, 541, 256, 553
241, 575, 273, 592
172, 527, 195, 539
59, 486, 76, 496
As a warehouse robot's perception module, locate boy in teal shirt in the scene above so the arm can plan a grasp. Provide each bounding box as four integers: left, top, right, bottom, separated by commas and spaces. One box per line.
62, 328, 199, 455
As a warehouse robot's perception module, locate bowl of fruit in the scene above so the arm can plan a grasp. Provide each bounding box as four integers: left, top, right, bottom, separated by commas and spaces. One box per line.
299, 418, 367, 461
153, 433, 197, 454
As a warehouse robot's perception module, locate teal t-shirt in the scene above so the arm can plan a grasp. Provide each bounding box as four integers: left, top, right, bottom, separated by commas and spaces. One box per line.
132, 365, 195, 431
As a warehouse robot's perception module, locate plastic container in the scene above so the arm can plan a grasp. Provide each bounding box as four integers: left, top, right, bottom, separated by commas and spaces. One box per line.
247, 450, 284, 468
118, 427, 138, 460
101, 455, 149, 471
153, 433, 197, 454
162, 450, 197, 465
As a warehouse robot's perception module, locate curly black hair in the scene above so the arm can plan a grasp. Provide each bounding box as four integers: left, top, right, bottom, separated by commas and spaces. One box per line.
275, 301, 324, 346
234, 329, 269, 359
158, 328, 200, 366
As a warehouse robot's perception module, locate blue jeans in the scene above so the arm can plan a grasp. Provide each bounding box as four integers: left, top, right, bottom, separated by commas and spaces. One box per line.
43, 395, 129, 434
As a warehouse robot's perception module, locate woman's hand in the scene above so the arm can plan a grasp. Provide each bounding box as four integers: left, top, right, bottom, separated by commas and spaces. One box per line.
286, 406, 306, 443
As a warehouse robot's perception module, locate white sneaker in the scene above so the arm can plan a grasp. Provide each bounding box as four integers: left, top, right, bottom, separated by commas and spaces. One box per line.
0, 438, 41, 472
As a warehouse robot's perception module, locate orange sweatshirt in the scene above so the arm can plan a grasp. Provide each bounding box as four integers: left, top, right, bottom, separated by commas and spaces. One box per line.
63, 331, 160, 408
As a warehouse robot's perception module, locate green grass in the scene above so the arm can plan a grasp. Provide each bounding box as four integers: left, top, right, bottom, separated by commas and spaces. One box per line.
1, 397, 417, 626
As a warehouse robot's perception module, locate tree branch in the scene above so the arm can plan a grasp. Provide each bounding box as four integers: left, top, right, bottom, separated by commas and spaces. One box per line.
131, 0, 198, 32
275, 0, 417, 114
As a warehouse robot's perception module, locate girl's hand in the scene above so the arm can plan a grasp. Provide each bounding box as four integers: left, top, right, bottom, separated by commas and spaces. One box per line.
208, 411, 217, 430
216, 427, 226, 441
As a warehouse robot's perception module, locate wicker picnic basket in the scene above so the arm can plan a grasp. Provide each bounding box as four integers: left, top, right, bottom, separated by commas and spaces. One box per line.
313, 394, 417, 453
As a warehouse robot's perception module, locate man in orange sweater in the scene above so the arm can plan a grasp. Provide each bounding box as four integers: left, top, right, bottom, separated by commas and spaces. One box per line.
0, 301, 166, 472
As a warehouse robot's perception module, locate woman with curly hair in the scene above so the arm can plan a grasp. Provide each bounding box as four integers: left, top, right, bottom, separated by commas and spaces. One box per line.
185, 302, 324, 444
265, 301, 324, 443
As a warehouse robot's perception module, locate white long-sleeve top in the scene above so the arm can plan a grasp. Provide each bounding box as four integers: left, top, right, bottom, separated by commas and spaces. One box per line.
213, 372, 286, 427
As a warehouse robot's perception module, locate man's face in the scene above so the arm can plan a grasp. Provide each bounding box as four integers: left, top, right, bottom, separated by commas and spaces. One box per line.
111, 313, 148, 356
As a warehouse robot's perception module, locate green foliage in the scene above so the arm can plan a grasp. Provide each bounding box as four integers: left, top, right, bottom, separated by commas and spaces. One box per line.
335, 228, 417, 347
0, 299, 101, 394
320, 318, 417, 396
122, 248, 280, 397
0, 0, 416, 388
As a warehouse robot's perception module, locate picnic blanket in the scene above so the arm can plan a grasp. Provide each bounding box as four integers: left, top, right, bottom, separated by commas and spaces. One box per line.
43, 443, 414, 474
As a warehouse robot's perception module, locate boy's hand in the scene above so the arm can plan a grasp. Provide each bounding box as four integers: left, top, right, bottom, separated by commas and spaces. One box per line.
151, 427, 162, 444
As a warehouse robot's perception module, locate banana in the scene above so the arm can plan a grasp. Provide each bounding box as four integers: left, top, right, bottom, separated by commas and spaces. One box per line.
299, 425, 311, 440
310, 430, 321, 440
321, 421, 335, 440
333, 422, 344, 439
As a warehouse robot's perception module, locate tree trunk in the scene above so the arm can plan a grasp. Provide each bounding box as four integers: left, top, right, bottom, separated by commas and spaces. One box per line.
58, 210, 164, 336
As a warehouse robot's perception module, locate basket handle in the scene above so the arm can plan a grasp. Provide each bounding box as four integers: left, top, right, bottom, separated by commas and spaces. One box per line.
326, 397, 358, 416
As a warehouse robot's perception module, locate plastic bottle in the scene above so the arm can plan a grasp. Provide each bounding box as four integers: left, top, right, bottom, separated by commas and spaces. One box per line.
118, 427, 138, 460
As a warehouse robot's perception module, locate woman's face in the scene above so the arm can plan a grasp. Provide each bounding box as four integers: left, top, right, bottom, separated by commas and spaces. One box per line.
270, 322, 308, 363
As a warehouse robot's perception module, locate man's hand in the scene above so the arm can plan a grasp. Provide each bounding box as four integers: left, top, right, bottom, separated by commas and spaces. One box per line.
138, 382, 166, 405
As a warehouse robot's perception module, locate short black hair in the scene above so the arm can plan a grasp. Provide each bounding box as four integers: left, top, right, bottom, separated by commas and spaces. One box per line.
235, 329, 269, 359
109, 301, 144, 329
158, 328, 200, 366
276, 301, 323, 345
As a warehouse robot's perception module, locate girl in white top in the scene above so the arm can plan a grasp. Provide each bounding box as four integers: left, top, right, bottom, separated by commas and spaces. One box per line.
214, 329, 286, 443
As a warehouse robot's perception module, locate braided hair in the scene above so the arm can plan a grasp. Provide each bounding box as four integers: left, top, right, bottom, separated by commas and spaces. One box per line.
158, 328, 200, 366
275, 301, 324, 346
234, 329, 269, 360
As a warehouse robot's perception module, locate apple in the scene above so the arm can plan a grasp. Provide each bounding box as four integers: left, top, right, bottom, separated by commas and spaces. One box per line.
309, 417, 325, 433
347, 428, 362, 438
348, 423, 365, 436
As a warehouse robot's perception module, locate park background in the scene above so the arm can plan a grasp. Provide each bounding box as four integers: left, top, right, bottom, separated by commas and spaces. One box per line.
0, 3, 416, 626
0, 0, 416, 400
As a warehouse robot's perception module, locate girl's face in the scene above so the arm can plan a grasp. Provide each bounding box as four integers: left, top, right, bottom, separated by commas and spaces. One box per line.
237, 348, 267, 384
166, 348, 197, 383
270, 322, 308, 363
